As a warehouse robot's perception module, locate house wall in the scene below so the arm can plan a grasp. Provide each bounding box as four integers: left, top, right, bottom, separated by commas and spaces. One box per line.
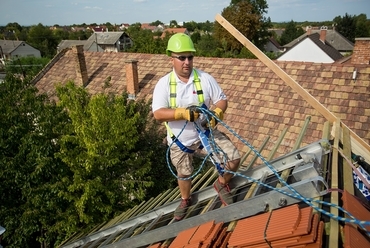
264, 42, 281, 54
10, 42, 41, 58
277, 39, 334, 63
100, 44, 118, 52
118, 35, 133, 51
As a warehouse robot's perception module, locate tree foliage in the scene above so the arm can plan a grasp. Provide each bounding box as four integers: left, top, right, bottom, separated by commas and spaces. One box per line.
4, 57, 50, 78
196, 33, 220, 57
169, 20, 178, 27
334, 13, 357, 43
0, 75, 173, 247
354, 14, 370, 38
279, 20, 305, 45
150, 20, 164, 26
0, 73, 70, 247
26, 23, 59, 58
183, 21, 214, 33
213, 0, 272, 54
53, 82, 173, 241
126, 29, 167, 54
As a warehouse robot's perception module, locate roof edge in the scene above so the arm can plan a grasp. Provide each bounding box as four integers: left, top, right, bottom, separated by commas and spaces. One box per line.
31, 48, 70, 86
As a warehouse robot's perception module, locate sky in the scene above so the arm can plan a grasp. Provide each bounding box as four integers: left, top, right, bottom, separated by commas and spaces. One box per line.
0, 0, 370, 26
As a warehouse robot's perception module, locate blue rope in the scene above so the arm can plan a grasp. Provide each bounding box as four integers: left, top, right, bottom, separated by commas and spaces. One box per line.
165, 107, 370, 235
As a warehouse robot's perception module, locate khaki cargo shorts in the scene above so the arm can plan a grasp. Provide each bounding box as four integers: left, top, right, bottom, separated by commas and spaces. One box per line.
169, 129, 241, 176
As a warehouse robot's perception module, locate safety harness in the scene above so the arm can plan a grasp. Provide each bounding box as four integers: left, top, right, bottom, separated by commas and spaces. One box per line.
164, 69, 209, 153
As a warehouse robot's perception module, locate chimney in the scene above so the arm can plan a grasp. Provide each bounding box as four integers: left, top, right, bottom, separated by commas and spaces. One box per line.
351, 38, 370, 65
306, 26, 312, 35
73, 45, 88, 87
320, 26, 327, 43
125, 60, 139, 98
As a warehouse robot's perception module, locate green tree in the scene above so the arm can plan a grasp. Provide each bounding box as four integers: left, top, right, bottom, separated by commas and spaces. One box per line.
0, 73, 70, 247
214, 0, 271, 53
54, 82, 172, 235
126, 22, 142, 34
4, 57, 50, 78
354, 14, 370, 37
183, 21, 198, 32
334, 13, 356, 42
198, 21, 214, 33
150, 20, 164, 26
170, 20, 178, 27
52, 28, 70, 42
190, 31, 201, 44
0, 75, 173, 247
27, 23, 58, 57
127, 29, 167, 54
1, 22, 23, 40
196, 33, 219, 57
68, 29, 92, 40
279, 20, 305, 45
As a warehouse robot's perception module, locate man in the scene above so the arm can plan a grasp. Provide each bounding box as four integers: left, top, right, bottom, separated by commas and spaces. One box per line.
152, 33, 241, 220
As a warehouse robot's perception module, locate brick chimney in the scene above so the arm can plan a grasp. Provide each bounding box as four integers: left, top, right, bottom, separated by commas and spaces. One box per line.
320, 26, 327, 43
306, 26, 312, 35
73, 45, 88, 87
125, 60, 139, 98
351, 38, 370, 65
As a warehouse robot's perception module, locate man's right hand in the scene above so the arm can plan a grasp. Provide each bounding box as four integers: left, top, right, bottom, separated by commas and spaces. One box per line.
174, 106, 200, 122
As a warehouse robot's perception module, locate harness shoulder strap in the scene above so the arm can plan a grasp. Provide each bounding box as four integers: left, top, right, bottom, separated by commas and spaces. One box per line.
169, 72, 177, 109
169, 69, 204, 108
192, 70, 204, 105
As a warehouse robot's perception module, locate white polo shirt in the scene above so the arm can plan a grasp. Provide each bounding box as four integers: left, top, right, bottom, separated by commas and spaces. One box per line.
152, 68, 227, 146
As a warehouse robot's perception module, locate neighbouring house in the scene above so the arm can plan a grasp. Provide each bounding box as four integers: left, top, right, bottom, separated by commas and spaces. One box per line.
160, 27, 189, 39
31, 37, 370, 247
57, 40, 104, 53
119, 23, 130, 30
141, 23, 164, 33
268, 28, 285, 38
141, 23, 157, 32
90, 26, 108, 32
283, 26, 354, 55
0, 40, 41, 60
86, 31, 133, 52
264, 37, 283, 55
277, 27, 344, 63
71, 26, 87, 32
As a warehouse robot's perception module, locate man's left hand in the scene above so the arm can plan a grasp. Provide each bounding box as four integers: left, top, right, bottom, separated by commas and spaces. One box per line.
202, 107, 224, 129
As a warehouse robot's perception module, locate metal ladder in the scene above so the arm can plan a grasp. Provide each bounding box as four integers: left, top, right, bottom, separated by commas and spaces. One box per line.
61, 139, 331, 248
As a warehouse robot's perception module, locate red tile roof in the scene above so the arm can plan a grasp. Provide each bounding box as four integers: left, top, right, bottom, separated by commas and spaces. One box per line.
157, 205, 326, 248
342, 190, 370, 233
161, 28, 188, 38
344, 224, 370, 248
